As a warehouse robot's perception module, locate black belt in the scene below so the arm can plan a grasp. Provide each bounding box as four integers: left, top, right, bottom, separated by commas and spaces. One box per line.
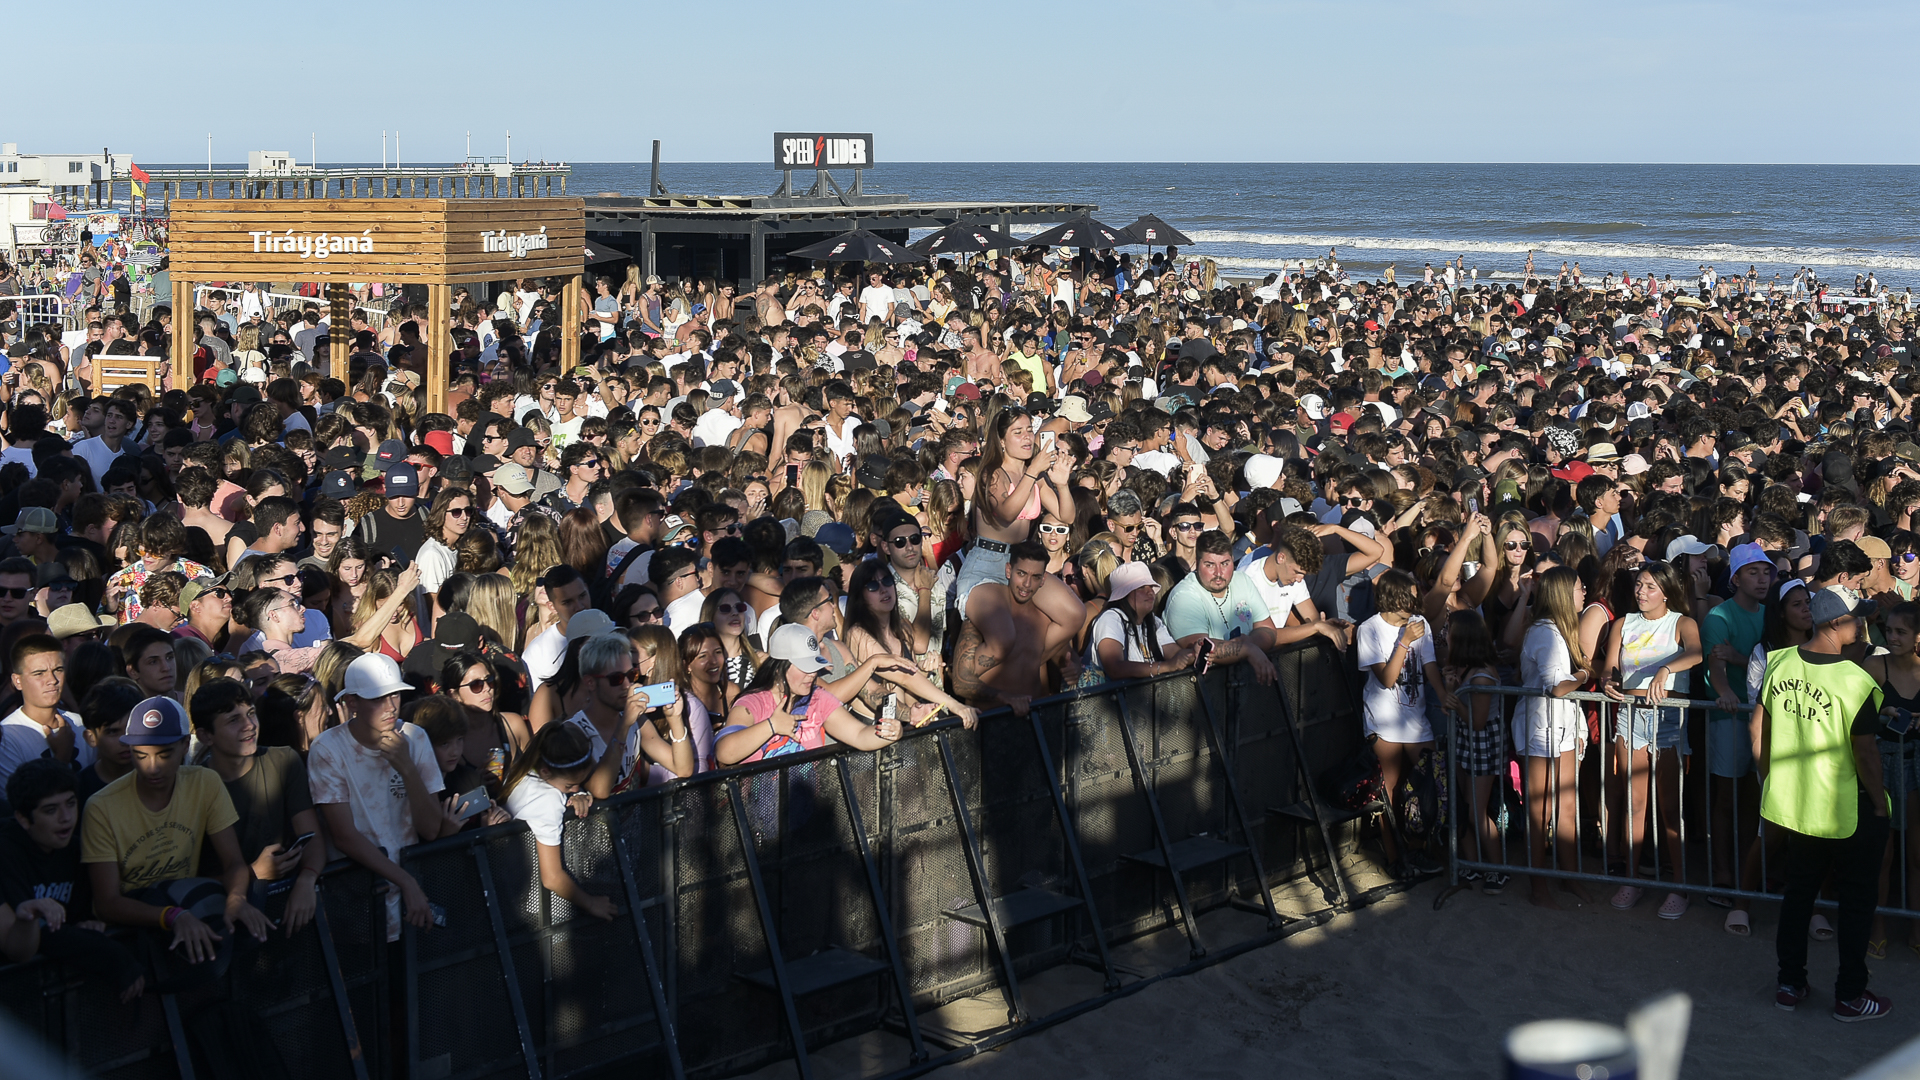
976, 538, 1008, 553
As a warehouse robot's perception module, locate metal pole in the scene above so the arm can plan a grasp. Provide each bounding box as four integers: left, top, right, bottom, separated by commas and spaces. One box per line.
651, 139, 663, 196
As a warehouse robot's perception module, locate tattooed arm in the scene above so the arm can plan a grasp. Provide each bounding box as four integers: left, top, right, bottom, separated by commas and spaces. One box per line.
951, 621, 1032, 717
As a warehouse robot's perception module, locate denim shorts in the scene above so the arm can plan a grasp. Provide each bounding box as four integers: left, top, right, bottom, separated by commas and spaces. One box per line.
1879, 740, 1920, 824
1706, 713, 1755, 778
1617, 702, 1687, 752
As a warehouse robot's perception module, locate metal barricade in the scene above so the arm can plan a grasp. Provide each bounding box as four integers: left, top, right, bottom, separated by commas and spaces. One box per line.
4, 294, 71, 329
0, 861, 386, 1080
1437, 685, 1920, 924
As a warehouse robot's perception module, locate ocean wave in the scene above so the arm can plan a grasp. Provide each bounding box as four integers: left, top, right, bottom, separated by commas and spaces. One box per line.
1179, 230, 1920, 271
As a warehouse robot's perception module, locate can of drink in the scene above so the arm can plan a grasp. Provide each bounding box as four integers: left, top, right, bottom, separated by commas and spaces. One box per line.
1504, 1020, 1636, 1080
487, 745, 507, 783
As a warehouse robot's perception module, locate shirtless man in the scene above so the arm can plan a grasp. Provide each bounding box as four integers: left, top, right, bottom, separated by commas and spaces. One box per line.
952, 542, 1077, 716
756, 279, 786, 325
962, 329, 1001, 387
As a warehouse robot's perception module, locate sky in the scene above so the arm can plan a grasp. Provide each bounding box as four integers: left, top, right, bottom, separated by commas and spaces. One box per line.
12, 0, 1918, 165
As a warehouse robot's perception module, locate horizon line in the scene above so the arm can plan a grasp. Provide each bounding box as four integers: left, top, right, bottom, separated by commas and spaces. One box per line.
129, 159, 1920, 168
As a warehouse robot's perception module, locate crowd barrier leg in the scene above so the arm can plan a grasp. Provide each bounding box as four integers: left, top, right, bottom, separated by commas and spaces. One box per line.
833, 754, 928, 1063
1025, 707, 1121, 992
612, 829, 685, 1080
310, 885, 372, 1080
723, 776, 819, 1080
1111, 688, 1212, 958
1191, 679, 1281, 928
161, 992, 198, 1080
933, 729, 1031, 1025
1269, 675, 1369, 910
478, 844, 543, 1080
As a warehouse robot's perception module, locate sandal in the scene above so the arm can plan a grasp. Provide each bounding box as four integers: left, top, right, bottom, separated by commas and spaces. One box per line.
1657, 892, 1690, 920
1811, 914, 1836, 941
1610, 884, 1644, 910
1868, 938, 1889, 960
1724, 909, 1751, 936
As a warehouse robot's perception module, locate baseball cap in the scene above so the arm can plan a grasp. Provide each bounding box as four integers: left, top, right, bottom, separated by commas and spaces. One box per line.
492, 463, 534, 495
1856, 535, 1893, 561
47, 603, 114, 640
564, 609, 617, 643
384, 463, 421, 499
1619, 454, 1650, 476
1243, 454, 1285, 491
178, 580, 224, 609
1727, 542, 1772, 577
768, 624, 829, 673
1808, 586, 1860, 627
1107, 562, 1156, 604
816, 522, 856, 555
1549, 461, 1595, 483
711, 379, 739, 398
376, 439, 408, 466
469, 454, 504, 476
2, 507, 57, 535
440, 456, 473, 482
33, 562, 74, 590
954, 382, 982, 401
659, 514, 694, 544
121, 696, 190, 746
1665, 535, 1715, 561
335, 653, 411, 702
321, 471, 356, 499
432, 612, 481, 650
322, 445, 359, 471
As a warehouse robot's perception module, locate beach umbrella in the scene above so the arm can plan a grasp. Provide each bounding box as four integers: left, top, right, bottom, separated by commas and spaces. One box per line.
911, 221, 1026, 257
1118, 214, 1193, 248
788, 229, 924, 264
1021, 216, 1125, 250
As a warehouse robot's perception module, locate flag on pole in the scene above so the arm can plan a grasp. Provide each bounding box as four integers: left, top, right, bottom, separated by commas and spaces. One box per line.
129, 162, 150, 200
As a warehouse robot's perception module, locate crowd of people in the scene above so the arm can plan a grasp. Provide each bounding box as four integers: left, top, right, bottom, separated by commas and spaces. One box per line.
0, 236, 1912, 1026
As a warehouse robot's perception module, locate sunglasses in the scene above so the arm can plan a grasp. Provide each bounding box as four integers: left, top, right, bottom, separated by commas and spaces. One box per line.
459, 676, 497, 693
447, 507, 471, 517
865, 576, 896, 592
889, 532, 926, 547
629, 608, 662, 623
578, 459, 602, 469
1902, 553, 1919, 564
1503, 540, 1529, 551
1036, 523, 1071, 537
1173, 521, 1204, 532
1340, 496, 1366, 507
262, 573, 298, 587
641, 418, 661, 427
597, 669, 635, 687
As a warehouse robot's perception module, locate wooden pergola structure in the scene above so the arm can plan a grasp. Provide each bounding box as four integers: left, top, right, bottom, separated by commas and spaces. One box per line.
165, 198, 586, 411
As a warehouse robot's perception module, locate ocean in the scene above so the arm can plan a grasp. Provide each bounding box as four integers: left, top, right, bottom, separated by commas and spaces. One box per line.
562, 161, 1920, 289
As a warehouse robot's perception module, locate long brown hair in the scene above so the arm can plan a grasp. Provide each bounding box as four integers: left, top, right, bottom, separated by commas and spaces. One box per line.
502, 718, 594, 799
1531, 565, 1588, 672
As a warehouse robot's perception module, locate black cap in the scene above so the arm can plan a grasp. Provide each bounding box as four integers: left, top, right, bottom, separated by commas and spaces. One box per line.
226, 384, 263, 405
321, 471, 356, 499
856, 454, 890, 491
469, 454, 504, 474
1088, 401, 1114, 422
322, 445, 359, 471
440, 456, 473, 482
1025, 392, 1053, 414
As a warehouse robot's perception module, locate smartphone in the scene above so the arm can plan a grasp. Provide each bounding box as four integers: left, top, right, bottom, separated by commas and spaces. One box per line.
638, 681, 678, 708
285, 831, 317, 854
787, 463, 800, 485
451, 787, 491, 821
1197, 639, 1215, 675
1040, 430, 1056, 452
1467, 496, 1479, 515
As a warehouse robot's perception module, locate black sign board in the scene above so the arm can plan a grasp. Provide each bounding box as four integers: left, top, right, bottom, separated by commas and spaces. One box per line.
773, 133, 875, 171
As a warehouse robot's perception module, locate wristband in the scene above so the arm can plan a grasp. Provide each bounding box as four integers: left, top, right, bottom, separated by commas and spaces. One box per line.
162, 906, 184, 931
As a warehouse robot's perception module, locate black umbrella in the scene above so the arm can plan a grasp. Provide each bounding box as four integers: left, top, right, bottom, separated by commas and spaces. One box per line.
583, 239, 629, 264
787, 229, 924, 264
1020, 216, 1125, 250
1119, 214, 1193, 248
910, 221, 1026, 257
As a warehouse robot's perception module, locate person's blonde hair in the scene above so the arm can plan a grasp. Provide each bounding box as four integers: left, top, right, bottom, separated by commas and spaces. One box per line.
312, 641, 363, 704
465, 573, 520, 651
1531, 565, 1588, 672
510, 515, 563, 598
799, 460, 833, 514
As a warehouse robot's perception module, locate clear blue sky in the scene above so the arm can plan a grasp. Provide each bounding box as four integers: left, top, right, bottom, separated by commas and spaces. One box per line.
13, 0, 1917, 164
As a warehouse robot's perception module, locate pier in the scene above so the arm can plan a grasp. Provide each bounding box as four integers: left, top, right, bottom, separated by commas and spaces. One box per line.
90, 161, 571, 208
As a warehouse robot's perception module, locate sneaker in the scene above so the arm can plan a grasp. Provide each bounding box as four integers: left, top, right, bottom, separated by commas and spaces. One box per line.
1610, 884, 1645, 910
1834, 990, 1892, 1023
1458, 867, 1483, 883
1777, 983, 1810, 1011
1408, 851, 1445, 875
1482, 872, 1511, 896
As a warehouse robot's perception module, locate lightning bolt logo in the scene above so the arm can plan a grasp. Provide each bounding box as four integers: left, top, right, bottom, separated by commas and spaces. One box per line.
815, 137, 826, 165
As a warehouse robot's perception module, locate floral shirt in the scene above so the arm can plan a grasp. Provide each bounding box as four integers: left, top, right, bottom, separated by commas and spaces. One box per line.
105, 557, 212, 621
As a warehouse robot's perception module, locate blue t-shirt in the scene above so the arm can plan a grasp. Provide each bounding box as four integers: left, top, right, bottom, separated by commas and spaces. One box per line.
1163, 571, 1271, 642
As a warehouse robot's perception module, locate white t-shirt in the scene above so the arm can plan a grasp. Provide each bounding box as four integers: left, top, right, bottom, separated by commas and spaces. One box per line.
665, 589, 706, 637
523, 624, 566, 694
605, 539, 653, 590
858, 285, 894, 324
1087, 607, 1175, 669
0, 708, 91, 792
506, 773, 571, 847
1242, 556, 1310, 624
307, 722, 444, 940
72, 436, 125, 486
693, 409, 744, 448
1356, 615, 1435, 742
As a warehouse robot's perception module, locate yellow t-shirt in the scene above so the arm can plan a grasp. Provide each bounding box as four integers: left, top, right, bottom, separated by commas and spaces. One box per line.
80, 766, 239, 892
1009, 351, 1048, 392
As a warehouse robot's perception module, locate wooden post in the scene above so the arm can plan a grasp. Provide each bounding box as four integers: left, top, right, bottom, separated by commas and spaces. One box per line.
327, 283, 351, 385
426, 283, 450, 415
170, 276, 194, 387
560, 274, 582, 372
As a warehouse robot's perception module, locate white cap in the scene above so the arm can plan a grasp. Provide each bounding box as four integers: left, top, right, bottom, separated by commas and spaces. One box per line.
1665, 535, 1715, 561
335, 654, 410, 702
564, 609, 618, 642
1243, 453, 1285, 491
768, 623, 829, 673
1299, 394, 1328, 421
